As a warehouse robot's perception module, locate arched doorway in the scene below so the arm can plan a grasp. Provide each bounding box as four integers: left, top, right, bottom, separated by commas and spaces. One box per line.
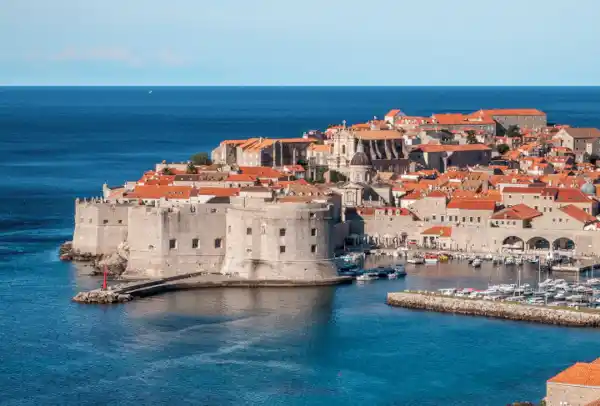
527, 237, 550, 251
502, 236, 524, 251
553, 238, 575, 251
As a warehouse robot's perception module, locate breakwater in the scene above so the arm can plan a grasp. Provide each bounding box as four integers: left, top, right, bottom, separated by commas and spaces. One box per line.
387, 292, 600, 327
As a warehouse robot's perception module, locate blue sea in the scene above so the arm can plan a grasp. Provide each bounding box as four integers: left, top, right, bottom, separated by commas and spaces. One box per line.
2, 86, 600, 406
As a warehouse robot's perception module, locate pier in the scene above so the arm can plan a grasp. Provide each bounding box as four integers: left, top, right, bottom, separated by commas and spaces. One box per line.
386, 291, 600, 327
73, 273, 353, 304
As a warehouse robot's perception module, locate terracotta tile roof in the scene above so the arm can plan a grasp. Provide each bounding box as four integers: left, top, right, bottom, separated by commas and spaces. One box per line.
556, 188, 591, 203
432, 113, 496, 126
491, 204, 542, 220
585, 399, 600, 406
385, 109, 402, 117
402, 191, 424, 200
427, 190, 447, 198
502, 186, 546, 195
560, 204, 597, 224
548, 362, 600, 386
127, 185, 198, 199
226, 174, 257, 182
414, 144, 491, 153
239, 166, 284, 179
354, 130, 404, 141
562, 128, 600, 139
220, 139, 246, 145
446, 199, 496, 211
197, 187, 240, 197
421, 226, 452, 237
475, 108, 546, 116
308, 144, 332, 152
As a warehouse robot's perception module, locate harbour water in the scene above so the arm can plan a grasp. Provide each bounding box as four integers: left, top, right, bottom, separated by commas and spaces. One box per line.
2, 87, 600, 405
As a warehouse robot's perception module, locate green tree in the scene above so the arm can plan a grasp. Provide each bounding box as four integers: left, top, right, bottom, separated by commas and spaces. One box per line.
466, 133, 478, 144
505, 125, 521, 138
190, 152, 212, 166
329, 170, 347, 183
161, 166, 174, 175
496, 144, 510, 154
185, 162, 198, 174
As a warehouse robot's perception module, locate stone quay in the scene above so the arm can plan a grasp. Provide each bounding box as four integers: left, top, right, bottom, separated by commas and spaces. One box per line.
386, 291, 600, 327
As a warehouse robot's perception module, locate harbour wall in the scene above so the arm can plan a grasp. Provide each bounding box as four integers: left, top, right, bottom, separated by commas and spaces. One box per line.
386, 292, 600, 327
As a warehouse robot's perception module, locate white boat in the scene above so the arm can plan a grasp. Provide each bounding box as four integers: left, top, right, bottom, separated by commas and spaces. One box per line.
504, 256, 515, 265
387, 273, 398, 279
484, 254, 494, 261
438, 288, 456, 296
471, 258, 482, 268
356, 273, 377, 282
424, 254, 438, 264
515, 257, 524, 265
407, 257, 424, 265
587, 278, 600, 286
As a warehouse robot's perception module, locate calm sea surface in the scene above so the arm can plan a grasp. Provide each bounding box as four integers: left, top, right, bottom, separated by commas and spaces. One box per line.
2, 87, 600, 405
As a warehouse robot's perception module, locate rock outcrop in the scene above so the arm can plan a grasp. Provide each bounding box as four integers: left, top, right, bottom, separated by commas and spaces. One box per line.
387, 291, 600, 327
72, 289, 132, 304
59, 241, 130, 277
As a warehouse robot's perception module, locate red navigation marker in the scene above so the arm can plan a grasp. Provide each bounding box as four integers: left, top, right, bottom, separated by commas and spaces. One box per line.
102, 265, 108, 290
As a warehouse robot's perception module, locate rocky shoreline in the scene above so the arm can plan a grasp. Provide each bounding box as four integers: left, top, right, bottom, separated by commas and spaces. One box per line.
387, 291, 600, 327
59, 241, 129, 277
72, 289, 133, 304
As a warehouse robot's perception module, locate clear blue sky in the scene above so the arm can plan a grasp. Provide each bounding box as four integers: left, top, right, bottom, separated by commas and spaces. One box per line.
2, 0, 599, 86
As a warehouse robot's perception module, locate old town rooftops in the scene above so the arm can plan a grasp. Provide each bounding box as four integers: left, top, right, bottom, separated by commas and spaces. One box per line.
421, 226, 452, 237
412, 144, 491, 153
446, 199, 496, 211
560, 204, 597, 224
354, 130, 404, 140
548, 360, 600, 387
431, 113, 496, 126
473, 108, 546, 117
491, 204, 542, 220
197, 187, 240, 197
126, 185, 199, 199
561, 128, 600, 139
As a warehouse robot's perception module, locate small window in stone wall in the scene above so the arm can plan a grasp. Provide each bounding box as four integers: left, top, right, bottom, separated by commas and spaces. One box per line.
169, 239, 177, 249
192, 238, 199, 249
280, 228, 286, 237
103, 220, 108, 224
246, 228, 252, 235
309, 212, 315, 219
89, 219, 92, 224
311, 245, 317, 253
279, 246, 286, 253
311, 228, 317, 236
215, 238, 222, 248
118, 220, 123, 224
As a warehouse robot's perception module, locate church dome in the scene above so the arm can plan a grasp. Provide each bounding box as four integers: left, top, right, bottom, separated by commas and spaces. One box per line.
350, 141, 371, 166
581, 182, 596, 195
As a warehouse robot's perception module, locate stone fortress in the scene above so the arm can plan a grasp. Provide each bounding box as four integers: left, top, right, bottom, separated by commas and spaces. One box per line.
72, 189, 340, 281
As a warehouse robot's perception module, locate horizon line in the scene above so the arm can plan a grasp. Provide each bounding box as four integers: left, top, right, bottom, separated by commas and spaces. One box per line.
2, 84, 600, 88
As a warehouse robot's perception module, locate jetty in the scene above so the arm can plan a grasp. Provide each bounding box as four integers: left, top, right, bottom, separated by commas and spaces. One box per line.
386, 291, 600, 327
73, 272, 352, 304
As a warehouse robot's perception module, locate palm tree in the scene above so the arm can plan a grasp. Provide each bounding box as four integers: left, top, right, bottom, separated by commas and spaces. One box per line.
186, 162, 198, 174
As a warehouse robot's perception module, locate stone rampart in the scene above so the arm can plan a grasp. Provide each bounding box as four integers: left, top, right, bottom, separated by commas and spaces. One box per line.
387, 292, 600, 327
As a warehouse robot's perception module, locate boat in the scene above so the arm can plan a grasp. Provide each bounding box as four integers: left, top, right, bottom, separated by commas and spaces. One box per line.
504, 256, 515, 265
407, 257, 424, 265
515, 256, 524, 266
438, 288, 456, 296
471, 258, 482, 268
392, 264, 407, 276
356, 273, 377, 282
424, 254, 438, 264
438, 254, 449, 263
528, 257, 539, 264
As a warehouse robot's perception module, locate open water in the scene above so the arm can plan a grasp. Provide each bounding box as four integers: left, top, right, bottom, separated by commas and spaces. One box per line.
2, 87, 600, 405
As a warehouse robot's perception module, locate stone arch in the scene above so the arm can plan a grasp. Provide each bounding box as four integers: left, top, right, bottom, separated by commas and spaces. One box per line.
502, 236, 524, 251
553, 237, 575, 251
527, 236, 550, 250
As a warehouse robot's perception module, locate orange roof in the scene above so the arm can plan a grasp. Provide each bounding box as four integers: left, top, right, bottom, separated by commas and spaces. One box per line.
421, 226, 452, 237
432, 113, 496, 126
427, 190, 447, 198
221, 139, 246, 146
402, 190, 424, 200
556, 188, 591, 203
127, 185, 198, 199
447, 199, 496, 211
226, 174, 257, 182
385, 109, 402, 117
308, 144, 332, 152
197, 187, 240, 197
475, 108, 546, 117
414, 144, 491, 153
354, 130, 404, 141
561, 128, 600, 139
560, 204, 597, 224
548, 362, 600, 387
491, 204, 542, 220
239, 166, 284, 179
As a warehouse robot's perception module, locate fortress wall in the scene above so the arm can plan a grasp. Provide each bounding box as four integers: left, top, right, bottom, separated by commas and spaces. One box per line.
126, 203, 227, 278
221, 199, 338, 280
72, 200, 129, 255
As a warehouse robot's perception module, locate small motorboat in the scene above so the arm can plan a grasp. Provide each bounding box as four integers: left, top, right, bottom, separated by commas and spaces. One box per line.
407, 257, 425, 265
393, 264, 407, 276
356, 273, 377, 282
471, 258, 482, 268
424, 254, 438, 264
